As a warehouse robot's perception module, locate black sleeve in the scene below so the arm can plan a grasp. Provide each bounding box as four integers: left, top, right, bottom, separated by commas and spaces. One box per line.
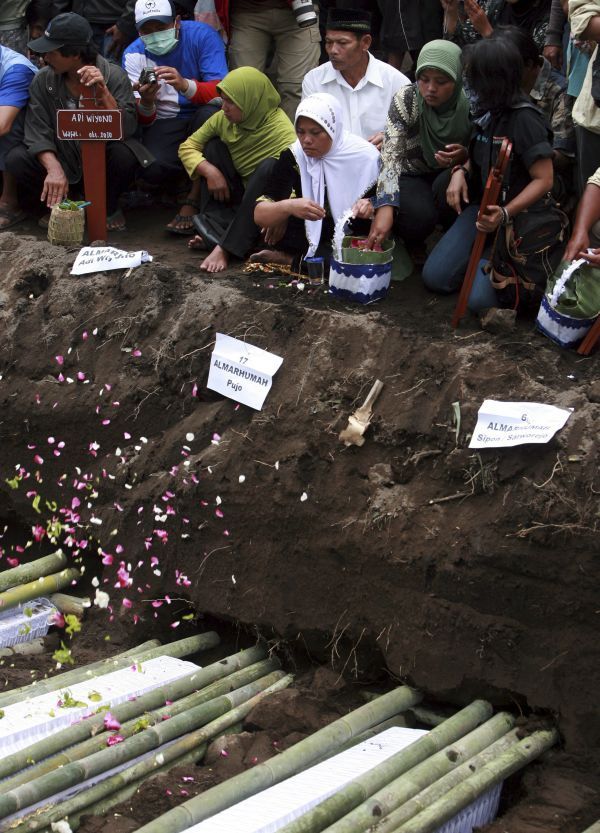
258, 148, 300, 203
509, 106, 554, 170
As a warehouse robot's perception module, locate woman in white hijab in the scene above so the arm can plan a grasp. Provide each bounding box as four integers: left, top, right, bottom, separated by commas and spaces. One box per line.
252, 92, 380, 269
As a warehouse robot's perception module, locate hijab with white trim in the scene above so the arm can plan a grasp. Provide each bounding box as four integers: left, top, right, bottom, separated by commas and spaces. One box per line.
292, 93, 380, 256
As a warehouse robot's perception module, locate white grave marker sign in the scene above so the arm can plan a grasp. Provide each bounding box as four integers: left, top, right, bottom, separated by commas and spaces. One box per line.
71, 246, 152, 275
469, 399, 572, 448
207, 333, 283, 410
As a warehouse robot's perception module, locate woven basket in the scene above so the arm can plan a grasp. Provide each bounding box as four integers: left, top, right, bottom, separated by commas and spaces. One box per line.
47, 204, 85, 246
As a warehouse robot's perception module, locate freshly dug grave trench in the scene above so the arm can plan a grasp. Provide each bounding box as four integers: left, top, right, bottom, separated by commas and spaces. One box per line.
0, 231, 597, 831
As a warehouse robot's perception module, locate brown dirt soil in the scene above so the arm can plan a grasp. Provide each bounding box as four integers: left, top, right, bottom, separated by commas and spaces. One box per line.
0, 209, 598, 832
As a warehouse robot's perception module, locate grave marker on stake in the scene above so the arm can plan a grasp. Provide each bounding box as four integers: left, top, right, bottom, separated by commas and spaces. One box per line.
56, 83, 123, 243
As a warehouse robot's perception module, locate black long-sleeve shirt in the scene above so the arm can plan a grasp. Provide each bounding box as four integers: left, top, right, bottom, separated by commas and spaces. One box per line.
50, 1, 136, 37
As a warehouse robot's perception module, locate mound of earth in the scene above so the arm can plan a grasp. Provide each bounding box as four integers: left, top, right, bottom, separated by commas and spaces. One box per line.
0, 221, 597, 831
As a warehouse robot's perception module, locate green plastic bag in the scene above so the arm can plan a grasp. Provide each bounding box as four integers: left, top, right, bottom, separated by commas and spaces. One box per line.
548, 260, 600, 319
340, 236, 395, 265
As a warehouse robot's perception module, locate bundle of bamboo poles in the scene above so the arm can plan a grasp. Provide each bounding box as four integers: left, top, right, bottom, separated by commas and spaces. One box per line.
0, 637, 293, 833
0, 632, 219, 712
131, 692, 557, 833
0, 551, 80, 614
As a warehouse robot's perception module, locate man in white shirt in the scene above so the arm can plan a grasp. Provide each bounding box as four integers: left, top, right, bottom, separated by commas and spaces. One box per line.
302, 8, 409, 149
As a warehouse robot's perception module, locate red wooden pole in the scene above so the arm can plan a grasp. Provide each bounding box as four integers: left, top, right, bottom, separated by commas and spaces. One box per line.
80, 140, 107, 242
577, 316, 600, 355
80, 85, 107, 243
452, 139, 513, 328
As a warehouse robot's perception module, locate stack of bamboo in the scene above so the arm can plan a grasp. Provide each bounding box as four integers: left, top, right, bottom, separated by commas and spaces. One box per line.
0, 551, 80, 649
0, 634, 291, 833
131, 691, 557, 833
0, 551, 79, 609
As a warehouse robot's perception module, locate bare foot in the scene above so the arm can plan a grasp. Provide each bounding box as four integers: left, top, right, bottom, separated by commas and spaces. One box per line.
188, 234, 207, 251
200, 245, 229, 273
249, 249, 293, 266
107, 209, 126, 232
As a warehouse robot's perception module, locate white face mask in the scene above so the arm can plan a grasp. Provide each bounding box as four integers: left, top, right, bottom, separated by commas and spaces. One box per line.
140, 27, 178, 55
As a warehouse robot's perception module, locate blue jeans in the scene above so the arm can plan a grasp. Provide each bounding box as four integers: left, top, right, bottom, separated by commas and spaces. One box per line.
422, 205, 498, 313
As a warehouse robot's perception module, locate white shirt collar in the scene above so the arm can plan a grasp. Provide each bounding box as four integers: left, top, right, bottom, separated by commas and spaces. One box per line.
321, 53, 384, 91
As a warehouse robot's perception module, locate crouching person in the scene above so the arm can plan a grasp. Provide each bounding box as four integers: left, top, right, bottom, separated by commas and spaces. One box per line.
0, 45, 37, 228
180, 67, 296, 273
6, 13, 140, 230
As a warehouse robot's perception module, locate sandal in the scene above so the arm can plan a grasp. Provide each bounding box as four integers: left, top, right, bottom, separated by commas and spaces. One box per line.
0, 205, 26, 230
166, 199, 201, 235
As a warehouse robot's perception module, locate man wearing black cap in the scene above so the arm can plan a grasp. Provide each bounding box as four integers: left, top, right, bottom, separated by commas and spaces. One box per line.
5, 13, 141, 229
302, 8, 409, 149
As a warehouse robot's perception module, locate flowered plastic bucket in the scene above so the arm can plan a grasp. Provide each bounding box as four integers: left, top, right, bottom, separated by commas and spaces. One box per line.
536, 295, 597, 348
329, 236, 394, 304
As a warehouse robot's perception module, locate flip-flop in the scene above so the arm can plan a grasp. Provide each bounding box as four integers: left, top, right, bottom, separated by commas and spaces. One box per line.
166, 212, 196, 236
0, 206, 27, 230
167, 199, 201, 235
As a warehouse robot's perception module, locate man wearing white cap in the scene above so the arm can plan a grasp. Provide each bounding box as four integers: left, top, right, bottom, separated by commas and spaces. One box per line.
123, 0, 227, 232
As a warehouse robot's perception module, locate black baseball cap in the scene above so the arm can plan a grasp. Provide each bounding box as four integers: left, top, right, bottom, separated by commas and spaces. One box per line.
28, 12, 93, 53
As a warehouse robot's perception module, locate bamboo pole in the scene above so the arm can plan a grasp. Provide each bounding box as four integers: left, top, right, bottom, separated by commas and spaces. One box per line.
0, 639, 161, 708
133, 686, 423, 833
0, 670, 286, 819
39, 743, 210, 833
386, 729, 559, 833
15, 674, 294, 833
0, 656, 279, 793
274, 700, 495, 833
0, 632, 219, 709
362, 729, 525, 833
320, 712, 515, 833
0, 644, 266, 781
0, 552, 68, 593
0, 568, 80, 613
409, 706, 451, 727
49, 594, 90, 617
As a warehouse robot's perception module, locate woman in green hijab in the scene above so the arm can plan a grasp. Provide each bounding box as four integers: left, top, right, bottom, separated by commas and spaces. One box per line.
366, 40, 471, 259
179, 66, 296, 272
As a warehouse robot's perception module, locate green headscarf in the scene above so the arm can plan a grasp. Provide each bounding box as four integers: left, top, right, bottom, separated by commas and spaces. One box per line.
217, 67, 282, 132
210, 67, 296, 180
415, 40, 471, 170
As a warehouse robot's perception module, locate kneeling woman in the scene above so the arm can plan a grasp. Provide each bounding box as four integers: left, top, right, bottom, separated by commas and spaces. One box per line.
253, 93, 380, 270
422, 36, 565, 312
367, 40, 472, 257
179, 67, 296, 273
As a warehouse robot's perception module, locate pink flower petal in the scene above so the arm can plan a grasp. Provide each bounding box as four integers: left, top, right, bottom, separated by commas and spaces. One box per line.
104, 713, 121, 730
